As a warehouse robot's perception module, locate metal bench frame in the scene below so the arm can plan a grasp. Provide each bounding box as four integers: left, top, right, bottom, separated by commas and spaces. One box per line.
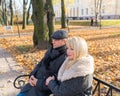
13, 74, 30, 89
93, 77, 120, 96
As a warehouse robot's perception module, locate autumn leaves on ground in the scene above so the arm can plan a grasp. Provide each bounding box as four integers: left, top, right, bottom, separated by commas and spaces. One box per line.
0, 25, 120, 88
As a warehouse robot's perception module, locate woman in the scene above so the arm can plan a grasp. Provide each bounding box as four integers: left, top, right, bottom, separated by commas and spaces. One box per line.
46, 36, 94, 96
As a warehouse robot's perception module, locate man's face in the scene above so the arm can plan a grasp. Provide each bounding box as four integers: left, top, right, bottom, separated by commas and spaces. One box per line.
52, 39, 66, 48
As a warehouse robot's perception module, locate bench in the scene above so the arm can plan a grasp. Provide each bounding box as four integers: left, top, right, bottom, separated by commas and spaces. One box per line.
13, 74, 30, 89
13, 75, 120, 96
93, 77, 120, 96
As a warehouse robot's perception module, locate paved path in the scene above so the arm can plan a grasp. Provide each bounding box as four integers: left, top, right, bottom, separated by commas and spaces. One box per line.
0, 48, 23, 96
0, 32, 33, 38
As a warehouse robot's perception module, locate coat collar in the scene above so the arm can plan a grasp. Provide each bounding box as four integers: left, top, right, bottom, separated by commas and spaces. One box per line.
58, 55, 94, 82
50, 45, 67, 59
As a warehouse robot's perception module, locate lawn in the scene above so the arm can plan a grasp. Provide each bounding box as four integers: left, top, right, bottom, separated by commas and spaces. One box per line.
0, 25, 120, 88
56, 19, 120, 26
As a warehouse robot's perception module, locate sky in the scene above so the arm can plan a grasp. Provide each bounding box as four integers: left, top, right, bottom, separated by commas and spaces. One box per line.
5, 0, 31, 14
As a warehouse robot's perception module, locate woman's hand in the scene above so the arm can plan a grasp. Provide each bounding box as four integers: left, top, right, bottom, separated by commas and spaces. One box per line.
29, 75, 38, 87
46, 76, 55, 86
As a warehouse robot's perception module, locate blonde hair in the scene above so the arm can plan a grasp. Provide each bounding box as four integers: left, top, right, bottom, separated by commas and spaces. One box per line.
66, 36, 88, 69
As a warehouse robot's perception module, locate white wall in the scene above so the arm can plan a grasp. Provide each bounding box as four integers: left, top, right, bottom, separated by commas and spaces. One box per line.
53, 0, 120, 19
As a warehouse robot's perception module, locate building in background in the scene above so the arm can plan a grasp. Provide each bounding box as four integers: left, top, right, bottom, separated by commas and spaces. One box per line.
53, 0, 120, 20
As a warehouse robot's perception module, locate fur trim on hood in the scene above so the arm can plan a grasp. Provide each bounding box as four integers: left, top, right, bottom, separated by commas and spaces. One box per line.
58, 55, 94, 82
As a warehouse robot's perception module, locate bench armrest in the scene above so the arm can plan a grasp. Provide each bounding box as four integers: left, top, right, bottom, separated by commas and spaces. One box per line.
13, 74, 30, 89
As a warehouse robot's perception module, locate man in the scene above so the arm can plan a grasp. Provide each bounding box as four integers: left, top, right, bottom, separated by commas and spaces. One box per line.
17, 30, 68, 96
90, 17, 94, 26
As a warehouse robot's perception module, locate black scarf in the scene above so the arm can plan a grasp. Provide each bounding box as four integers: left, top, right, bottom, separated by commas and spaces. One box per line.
43, 45, 67, 69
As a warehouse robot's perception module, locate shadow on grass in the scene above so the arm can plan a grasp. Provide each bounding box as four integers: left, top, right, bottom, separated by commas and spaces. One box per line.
87, 33, 120, 41
16, 45, 33, 53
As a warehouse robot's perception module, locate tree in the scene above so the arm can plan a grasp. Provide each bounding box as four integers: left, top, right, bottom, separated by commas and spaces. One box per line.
61, 0, 66, 28
9, 0, 13, 25
26, 0, 31, 25
22, 0, 27, 29
2, 0, 8, 25
0, 0, 2, 24
31, 0, 49, 49
45, 0, 55, 43
94, 0, 102, 26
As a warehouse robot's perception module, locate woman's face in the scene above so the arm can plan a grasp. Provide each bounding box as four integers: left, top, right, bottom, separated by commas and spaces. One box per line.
67, 46, 74, 60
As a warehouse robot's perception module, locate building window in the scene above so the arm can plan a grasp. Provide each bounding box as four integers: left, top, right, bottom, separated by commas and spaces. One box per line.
77, 7, 79, 17
91, 8, 94, 14
73, 8, 75, 17
86, 8, 88, 15
81, 9, 84, 15
102, 6, 105, 14
67, 8, 70, 17
70, 9, 71, 17
56, 10, 57, 17
102, 9, 105, 14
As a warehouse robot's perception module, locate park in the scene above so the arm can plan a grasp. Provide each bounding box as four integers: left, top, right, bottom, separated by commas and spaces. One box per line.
0, 0, 120, 96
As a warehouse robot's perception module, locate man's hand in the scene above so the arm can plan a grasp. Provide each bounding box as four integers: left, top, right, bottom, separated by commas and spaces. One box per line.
29, 75, 38, 87
45, 76, 55, 86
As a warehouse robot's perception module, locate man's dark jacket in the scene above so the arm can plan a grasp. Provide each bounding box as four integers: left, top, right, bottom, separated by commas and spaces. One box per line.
19, 45, 67, 96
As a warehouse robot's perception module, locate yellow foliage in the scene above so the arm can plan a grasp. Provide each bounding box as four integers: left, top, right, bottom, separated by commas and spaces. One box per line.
0, 26, 120, 88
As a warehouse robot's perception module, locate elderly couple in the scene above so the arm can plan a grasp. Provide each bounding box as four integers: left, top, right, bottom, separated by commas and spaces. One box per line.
17, 30, 94, 96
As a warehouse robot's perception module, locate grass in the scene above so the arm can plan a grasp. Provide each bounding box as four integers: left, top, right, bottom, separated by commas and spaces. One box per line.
55, 19, 120, 27
101, 20, 120, 26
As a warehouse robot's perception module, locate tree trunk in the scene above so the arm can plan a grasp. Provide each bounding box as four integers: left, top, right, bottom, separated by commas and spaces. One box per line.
26, 0, 31, 25
31, 0, 49, 49
22, 0, 27, 29
10, 0, 13, 25
45, 0, 55, 43
2, 0, 7, 25
94, 0, 98, 26
94, 0, 102, 26
4, 0, 7, 25
0, 0, 2, 24
61, 0, 66, 28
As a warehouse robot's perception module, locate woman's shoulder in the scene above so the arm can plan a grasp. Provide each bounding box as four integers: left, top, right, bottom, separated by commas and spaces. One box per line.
80, 55, 94, 62
76, 55, 94, 67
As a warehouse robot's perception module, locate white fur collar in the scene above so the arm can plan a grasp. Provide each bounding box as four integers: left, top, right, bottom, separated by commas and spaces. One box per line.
58, 55, 94, 82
